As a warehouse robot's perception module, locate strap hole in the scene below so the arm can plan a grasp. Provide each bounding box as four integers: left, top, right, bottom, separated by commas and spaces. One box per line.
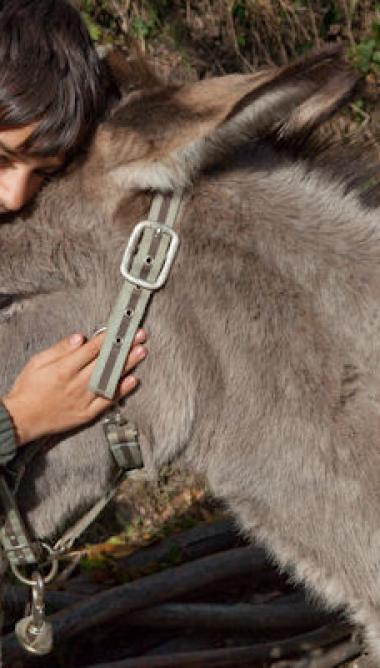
115, 337, 123, 345
125, 308, 133, 318
145, 256, 152, 265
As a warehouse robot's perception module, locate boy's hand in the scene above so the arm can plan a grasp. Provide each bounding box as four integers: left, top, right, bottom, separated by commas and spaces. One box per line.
3, 330, 147, 446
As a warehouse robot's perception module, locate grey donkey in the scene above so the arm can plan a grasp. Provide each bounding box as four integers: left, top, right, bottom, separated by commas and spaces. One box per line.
0, 47, 380, 661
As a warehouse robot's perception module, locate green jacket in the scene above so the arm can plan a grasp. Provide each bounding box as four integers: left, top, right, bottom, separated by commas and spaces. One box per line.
0, 402, 17, 465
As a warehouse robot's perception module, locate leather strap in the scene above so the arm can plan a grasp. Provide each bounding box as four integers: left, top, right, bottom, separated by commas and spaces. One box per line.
89, 191, 185, 400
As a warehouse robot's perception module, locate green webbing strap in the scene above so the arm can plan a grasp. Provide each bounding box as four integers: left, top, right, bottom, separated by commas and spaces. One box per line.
0, 402, 18, 465
0, 476, 38, 566
89, 191, 185, 400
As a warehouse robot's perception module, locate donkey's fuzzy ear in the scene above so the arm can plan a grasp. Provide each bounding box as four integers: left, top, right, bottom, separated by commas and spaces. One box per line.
99, 47, 359, 193
105, 50, 162, 98
219, 46, 359, 140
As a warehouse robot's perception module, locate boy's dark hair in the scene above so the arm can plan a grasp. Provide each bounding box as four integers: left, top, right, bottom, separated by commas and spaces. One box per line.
0, 0, 119, 158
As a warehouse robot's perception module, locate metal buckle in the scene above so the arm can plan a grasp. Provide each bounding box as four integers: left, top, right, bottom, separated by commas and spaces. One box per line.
120, 220, 179, 291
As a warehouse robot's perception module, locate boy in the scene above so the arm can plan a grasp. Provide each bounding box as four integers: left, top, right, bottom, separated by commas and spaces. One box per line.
0, 0, 147, 460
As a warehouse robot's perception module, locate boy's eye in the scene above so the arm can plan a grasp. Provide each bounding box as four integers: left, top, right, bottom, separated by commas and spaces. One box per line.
34, 167, 62, 180
0, 153, 11, 166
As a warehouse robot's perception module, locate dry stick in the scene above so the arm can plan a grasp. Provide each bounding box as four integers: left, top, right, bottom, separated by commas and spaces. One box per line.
63, 518, 240, 588
81, 624, 354, 668
2, 546, 271, 664
124, 598, 334, 634
49, 518, 241, 600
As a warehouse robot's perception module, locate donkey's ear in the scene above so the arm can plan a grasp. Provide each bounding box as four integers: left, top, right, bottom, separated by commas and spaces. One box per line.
214, 46, 359, 141
96, 47, 359, 193
148, 47, 358, 164
105, 50, 162, 98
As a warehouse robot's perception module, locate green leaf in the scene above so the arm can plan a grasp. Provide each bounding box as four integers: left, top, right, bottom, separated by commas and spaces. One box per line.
354, 38, 376, 72
233, 1, 247, 20
81, 11, 102, 42
372, 20, 380, 44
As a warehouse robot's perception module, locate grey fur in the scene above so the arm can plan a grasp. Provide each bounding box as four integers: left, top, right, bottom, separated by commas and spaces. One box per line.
0, 49, 380, 658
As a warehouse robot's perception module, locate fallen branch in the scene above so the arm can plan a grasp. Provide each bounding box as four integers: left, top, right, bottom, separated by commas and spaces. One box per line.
2, 546, 270, 664
125, 598, 333, 634
118, 518, 240, 572
81, 624, 355, 668
64, 518, 241, 588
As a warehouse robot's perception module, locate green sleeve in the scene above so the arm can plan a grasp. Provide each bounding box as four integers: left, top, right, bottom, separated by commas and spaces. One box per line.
0, 401, 18, 465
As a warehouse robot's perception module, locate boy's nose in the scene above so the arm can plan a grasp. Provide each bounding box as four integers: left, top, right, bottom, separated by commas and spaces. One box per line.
0, 165, 31, 211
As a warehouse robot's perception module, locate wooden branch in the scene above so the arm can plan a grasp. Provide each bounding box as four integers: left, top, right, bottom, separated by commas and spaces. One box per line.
80, 624, 355, 668
50, 518, 241, 597
123, 597, 333, 634
2, 546, 270, 664
78, 518, 241, 581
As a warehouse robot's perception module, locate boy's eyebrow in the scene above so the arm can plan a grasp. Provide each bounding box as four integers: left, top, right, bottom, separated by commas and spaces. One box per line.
0, 140, 17, 157
0, 140, 65, 169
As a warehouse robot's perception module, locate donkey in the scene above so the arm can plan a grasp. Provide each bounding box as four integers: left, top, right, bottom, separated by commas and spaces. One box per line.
0, 47, 380, 661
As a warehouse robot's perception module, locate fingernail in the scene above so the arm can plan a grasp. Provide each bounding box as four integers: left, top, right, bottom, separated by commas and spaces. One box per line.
136, 345, 146, 358
69, 333, 83, 346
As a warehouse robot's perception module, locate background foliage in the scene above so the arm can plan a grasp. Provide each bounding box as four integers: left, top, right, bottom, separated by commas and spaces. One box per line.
78, 0, 379, 133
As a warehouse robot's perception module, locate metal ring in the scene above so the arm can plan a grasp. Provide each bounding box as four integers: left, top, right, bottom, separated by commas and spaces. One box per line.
9, 542, 59, 586
92, 325, 107, 338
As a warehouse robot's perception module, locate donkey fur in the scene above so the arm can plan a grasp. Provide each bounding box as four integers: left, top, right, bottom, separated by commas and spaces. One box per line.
1, 47, 380, 658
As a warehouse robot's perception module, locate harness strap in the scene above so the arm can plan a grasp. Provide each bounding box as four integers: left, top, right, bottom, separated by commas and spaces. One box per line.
89, 191, 185, 400
0, 476, 40, 566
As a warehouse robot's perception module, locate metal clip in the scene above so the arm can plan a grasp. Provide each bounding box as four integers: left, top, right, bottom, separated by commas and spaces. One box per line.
15, 571, 53, 655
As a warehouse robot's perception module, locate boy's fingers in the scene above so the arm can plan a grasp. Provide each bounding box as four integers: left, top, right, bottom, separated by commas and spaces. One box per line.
92, 328, 147, 345
52, 327, 147, 375
76, 343, 146, 387
36, 333, 85, 365
89, 375, 138, 415
134, 329, 147, 344
63, 335, 105, 374
122, 345, 147, 375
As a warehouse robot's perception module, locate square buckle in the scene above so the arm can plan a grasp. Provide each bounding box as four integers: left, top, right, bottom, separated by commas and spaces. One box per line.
120, 221, 180, 291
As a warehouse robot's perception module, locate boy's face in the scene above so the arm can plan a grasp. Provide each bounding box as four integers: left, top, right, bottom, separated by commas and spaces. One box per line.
0, 123, 64, 213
